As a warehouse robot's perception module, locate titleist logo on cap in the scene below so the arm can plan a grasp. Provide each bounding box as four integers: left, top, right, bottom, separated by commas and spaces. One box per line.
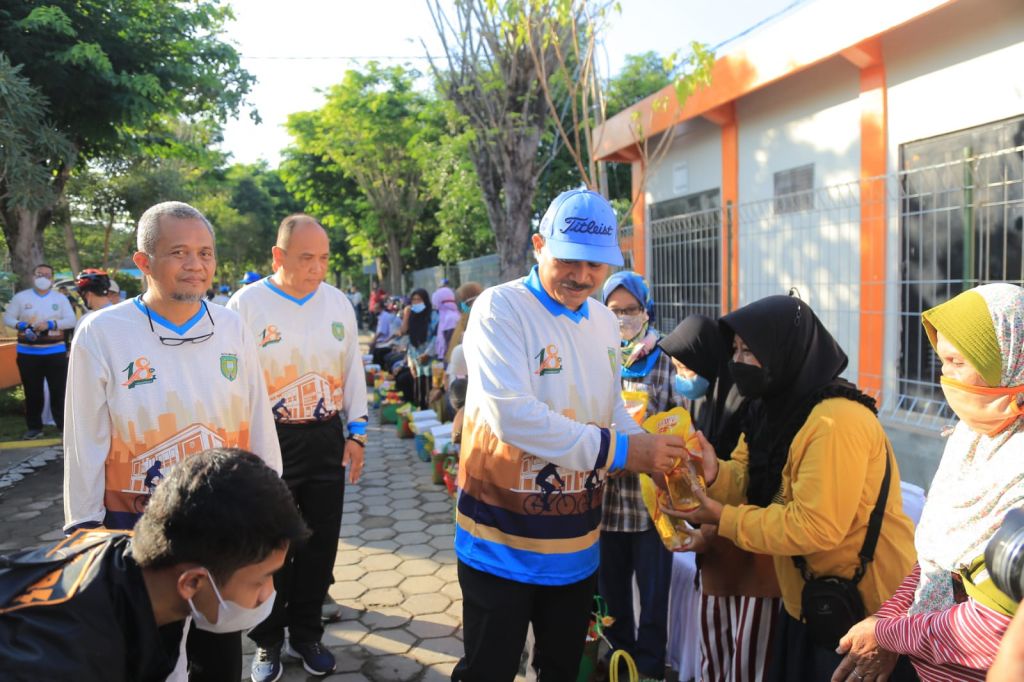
560, 216, 614, 236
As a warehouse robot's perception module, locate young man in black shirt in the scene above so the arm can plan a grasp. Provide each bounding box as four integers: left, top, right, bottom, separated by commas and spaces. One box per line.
1, 449, 308, 681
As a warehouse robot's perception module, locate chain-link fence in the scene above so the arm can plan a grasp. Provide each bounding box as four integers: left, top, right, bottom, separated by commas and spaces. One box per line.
648, 207, 721, 332
646, 145, 1023, 432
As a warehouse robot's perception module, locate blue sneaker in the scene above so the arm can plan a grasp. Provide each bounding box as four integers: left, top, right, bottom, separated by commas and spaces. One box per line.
250, 643, 282, 682
285, 640, 336, 676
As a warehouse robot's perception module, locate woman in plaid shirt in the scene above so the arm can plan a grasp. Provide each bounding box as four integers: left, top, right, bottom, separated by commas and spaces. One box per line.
599, 271, 680, 681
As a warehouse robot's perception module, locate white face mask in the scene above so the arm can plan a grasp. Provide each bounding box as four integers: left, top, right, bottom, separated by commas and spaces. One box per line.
188, 569, 276, 634
618, 313, 646, 341
34, 277, 52, 291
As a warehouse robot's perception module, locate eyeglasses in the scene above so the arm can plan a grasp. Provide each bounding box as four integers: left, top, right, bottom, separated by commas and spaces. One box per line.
610, 305, 644, 317
142, 300, 215, 346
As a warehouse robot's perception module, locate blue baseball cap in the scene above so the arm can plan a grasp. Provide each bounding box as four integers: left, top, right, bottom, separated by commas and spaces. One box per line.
538, 189, 623, 266
240, 271, 262, 284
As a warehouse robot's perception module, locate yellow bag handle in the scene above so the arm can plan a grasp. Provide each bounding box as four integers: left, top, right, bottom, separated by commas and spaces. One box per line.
608, 649, 638, 682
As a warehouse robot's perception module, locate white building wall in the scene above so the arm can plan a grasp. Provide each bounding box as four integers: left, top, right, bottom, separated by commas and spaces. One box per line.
645, 117, 722, 206
735, 56, 863, 379
880, 0, 1024, 409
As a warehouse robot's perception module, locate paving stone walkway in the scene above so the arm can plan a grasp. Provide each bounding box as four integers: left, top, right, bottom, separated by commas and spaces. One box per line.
240, 414, 470, 681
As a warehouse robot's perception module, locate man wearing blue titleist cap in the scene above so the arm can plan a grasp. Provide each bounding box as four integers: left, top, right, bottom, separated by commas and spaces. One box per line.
452, 189, 684, 681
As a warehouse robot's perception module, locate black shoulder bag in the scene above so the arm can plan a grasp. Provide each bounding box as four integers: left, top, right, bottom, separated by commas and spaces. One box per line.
793, 445, 892, 650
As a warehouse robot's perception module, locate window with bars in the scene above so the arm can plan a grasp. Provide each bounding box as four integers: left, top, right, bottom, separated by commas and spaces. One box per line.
773, 164, 815, 214
648, 189, 721, 332
898, 115, 1024, 417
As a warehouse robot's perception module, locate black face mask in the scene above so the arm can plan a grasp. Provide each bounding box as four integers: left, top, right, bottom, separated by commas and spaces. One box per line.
729, 361, 770, 397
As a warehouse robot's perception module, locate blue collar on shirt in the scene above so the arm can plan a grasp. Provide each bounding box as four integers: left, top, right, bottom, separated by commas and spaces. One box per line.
524, 266, 589, 324
264, 278, 317, 306
133, 297, 207, 335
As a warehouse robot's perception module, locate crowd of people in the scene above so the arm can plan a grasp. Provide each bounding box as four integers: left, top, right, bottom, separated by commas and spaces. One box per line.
1, 189, 1023, 682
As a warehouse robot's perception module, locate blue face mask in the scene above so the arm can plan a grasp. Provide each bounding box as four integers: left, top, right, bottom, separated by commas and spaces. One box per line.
674, 373, 710, 400
459, 301, 471, 314
410, 303, 426, 314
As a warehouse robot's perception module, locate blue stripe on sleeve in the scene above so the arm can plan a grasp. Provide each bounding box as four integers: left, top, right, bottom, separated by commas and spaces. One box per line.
611, 431, 629, 472
347, 420, 368, 436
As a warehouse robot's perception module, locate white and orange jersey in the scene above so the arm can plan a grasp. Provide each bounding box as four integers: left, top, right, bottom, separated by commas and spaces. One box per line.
62, 298, 281, 531
227, 279, 367, 425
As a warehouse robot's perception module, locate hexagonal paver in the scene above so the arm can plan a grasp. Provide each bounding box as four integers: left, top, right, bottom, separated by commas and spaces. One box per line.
390, 488, 419, 500
360, 628, 417, 655
428, 535, 453, 550
361, 539, 401, 554
403, 592, 452, 616
400, 574, 445, 595
393, 519, 427, 532
397, 558, 439, 577
433, 549, 457, 564
421, 501, 452, 513
359, 553, 402, 572
333, 563, 367, 582
391, 498, 420, 510
322, 619, 369, 647
435, 563, 457, 582
420, 661, 458, 682
359, 569, 404, 589
360, 515, 395, 529
394, 531, 432, 546
392, 508, 422, 521
445, 599, 463, 620
425, 523, 455, 537
440, 581, 462, 600
360, 587, 405, 607
365, 505, 394, 516
410, 633, 464, 665
328, 645, 370, 674
339, 524, 360, 538
334, 549, 362, 566
329, 580, 367, 600
359, 605, 412, 630
362, 527, 397, 541
404, 612, 460, 639
398, 543, 436, 560
364, 654, 424, 681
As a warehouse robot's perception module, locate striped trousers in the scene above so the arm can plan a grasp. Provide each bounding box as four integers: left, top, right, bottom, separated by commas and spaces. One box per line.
699, 594, 782, 682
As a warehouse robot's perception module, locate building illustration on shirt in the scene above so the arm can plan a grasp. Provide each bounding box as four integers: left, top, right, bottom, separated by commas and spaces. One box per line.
123, 423, 224, 494
516, 455, 591, 493
269, 371, 339, 422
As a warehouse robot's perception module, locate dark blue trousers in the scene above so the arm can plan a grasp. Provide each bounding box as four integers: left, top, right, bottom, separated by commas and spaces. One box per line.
598, 526, 672, 678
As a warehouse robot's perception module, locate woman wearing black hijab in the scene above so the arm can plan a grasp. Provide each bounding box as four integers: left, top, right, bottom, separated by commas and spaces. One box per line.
662, 296, 916, 682
399, 288, 437, 408
658, 315, 781, 682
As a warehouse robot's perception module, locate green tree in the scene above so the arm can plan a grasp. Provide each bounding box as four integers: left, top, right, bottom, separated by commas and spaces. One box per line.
427, 0, 562, 282
0, 0, 253, 286
285, 63, 433, 292
415, 99, 494, 264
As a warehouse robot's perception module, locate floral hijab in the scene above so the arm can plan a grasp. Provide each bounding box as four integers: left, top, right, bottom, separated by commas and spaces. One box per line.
911, 283, 1024, 614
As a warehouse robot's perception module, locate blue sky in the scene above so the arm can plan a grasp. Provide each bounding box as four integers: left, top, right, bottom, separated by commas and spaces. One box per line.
219, 0, 806, 166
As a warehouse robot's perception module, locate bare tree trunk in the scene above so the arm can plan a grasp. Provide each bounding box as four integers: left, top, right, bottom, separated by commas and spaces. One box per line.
1, 207, 47, 288
63, 218, 82, 275
385, 231, 404, 294
102, 212, 115, 269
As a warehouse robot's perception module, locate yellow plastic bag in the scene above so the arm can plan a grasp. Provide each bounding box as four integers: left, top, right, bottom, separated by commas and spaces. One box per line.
620, 390, 649, 425
639, 407, 705, 551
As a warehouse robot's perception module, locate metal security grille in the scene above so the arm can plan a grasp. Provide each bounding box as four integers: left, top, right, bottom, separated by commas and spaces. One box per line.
648, 206, 721, 332
618, 223, 635, 272
897, 144, 1024, 424
737, 181, 864, 382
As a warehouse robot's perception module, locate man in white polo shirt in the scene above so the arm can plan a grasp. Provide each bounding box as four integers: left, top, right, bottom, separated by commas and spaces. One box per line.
229, 214, 368, 681
2, 263, 76, 440
63, 200, 282, 682
453, 189, 686, 681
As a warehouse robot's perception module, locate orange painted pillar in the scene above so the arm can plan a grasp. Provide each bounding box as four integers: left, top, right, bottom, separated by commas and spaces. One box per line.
719, 105, 740, 313
856, 52, 888, 401
630, 160, 646, 276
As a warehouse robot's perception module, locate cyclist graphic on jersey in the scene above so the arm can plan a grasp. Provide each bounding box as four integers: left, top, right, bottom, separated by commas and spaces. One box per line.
313, 397, 328, 421
583, 466, 600, 508
536, 462, 565, 512
272, 397, 292, 421
143, 460, 164, 494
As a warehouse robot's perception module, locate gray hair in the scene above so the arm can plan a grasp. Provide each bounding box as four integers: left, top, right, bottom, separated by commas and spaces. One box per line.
137, 201, 215, 255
